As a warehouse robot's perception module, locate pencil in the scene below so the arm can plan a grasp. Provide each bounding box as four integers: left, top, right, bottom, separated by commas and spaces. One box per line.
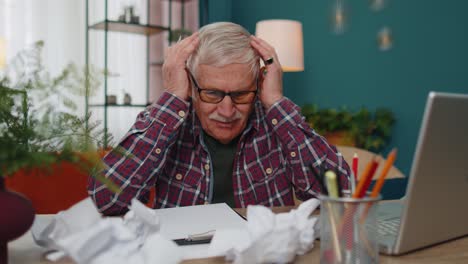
352, 157, 379, 198
370, 148, 397, 197
359, 148, 398, 225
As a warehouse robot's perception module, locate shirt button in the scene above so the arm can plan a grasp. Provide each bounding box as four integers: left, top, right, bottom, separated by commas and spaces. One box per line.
204, 201, 209, 205
290, 151, 296, 158
204, 164, 210, 171
155, 148, 161, 154
178, 111, 186, 118
175, 173, 183, 180
271, 118, 278, 125
266, 168, 273, 174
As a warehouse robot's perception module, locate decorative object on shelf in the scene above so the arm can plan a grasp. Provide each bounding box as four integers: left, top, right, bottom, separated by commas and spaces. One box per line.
301, 104, 395, 152
255, 19, 304, 72
123, 92, 132, 105
117, 5, 140, 24
0, 177, 35, 263
106, 94, 117, 105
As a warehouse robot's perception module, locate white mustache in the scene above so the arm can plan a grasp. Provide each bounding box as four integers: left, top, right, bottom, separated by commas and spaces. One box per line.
208, 111, 243, 123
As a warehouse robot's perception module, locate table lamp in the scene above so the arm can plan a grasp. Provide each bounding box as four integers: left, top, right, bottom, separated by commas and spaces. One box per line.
255, 19, 304, 72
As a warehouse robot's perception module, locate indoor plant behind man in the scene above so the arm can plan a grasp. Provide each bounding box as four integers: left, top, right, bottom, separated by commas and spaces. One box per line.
88, 22, 351, 216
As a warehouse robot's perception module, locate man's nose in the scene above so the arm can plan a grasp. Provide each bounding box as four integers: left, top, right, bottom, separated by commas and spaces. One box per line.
216, 95, 236, 118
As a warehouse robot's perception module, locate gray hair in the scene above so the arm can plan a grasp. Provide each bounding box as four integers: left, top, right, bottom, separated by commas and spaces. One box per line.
187, 22, 260, 79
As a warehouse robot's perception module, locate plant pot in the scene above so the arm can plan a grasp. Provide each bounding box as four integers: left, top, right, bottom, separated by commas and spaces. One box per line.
0, 177, 35, 263
325, 131, 356, 147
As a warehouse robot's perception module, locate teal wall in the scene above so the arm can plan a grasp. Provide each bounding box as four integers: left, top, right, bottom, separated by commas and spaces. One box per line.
202, 0, 468, 176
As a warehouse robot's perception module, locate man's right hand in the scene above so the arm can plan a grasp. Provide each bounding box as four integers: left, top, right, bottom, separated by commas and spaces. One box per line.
162, 32, 199, 101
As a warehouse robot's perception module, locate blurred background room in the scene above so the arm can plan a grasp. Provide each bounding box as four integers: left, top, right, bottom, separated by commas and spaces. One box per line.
1, 0, 468, 212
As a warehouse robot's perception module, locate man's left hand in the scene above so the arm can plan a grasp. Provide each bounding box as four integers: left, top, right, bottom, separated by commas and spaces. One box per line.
250, 35, 284, 110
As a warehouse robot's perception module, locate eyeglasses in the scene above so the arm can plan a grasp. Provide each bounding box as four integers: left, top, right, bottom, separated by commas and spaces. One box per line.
188, 71, 258, 104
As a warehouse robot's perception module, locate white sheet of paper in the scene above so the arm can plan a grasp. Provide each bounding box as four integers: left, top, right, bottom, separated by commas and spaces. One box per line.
152, 203, 247, 260
153, 203, 246, 240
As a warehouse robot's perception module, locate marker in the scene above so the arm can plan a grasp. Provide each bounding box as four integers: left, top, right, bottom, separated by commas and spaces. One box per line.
325, 170, 340, 198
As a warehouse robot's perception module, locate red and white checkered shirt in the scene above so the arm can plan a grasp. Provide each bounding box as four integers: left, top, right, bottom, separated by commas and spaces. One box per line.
88, 92, 350, 215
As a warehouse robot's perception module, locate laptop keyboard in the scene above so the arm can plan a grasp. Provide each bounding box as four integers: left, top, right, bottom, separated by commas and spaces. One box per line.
378, 218, 401, 236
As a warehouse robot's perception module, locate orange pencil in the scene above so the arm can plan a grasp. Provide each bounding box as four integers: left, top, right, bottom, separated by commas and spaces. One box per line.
352, 157, 379, 198
359, 148, 398, 225
370, 148, 398, 197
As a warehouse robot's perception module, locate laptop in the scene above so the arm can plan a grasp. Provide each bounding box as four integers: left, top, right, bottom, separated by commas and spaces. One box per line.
377, 91, 468, 255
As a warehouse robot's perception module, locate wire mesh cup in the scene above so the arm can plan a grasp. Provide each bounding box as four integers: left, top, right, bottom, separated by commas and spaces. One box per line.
318, 193, 382, 264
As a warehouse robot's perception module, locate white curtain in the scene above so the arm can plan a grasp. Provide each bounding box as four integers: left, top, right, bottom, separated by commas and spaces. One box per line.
0, 0, 86, 113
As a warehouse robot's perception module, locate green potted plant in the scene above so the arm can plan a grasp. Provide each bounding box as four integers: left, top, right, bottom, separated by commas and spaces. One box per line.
301, 104, 395, 153
0, 41, 119, 262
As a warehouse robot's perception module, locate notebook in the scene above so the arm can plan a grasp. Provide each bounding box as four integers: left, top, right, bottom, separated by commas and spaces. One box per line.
377, 91, 468, 255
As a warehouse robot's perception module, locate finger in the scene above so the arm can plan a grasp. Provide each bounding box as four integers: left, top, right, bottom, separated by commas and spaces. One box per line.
250, 36, 278, 65
251, 36, 275, 58
175, 31, 199, 50
171, 33, 200, 64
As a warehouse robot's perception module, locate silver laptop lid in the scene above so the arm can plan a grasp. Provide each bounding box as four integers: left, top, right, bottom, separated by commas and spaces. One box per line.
394, 92, 468, 254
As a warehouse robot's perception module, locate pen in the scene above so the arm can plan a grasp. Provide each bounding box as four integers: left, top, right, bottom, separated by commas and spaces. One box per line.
352, 153, 358, 182
173, 230, 215, 246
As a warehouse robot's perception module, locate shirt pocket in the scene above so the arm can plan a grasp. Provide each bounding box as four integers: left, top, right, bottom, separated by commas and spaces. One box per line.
164, 160, 204, 189
248, 150, 282, 183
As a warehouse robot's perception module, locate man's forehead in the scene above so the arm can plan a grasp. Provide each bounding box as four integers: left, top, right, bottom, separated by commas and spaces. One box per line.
197, 64, 255, 80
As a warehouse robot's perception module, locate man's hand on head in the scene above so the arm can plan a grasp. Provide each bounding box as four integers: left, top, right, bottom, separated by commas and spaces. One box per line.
163, 32, 200, 101
250, 35, 284, 110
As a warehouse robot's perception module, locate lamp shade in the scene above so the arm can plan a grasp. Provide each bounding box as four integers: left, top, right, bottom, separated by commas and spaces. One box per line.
255, 19, 304, 72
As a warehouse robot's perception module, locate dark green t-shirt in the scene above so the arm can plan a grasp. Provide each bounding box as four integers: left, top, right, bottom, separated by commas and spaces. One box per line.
203, 133, 239, 207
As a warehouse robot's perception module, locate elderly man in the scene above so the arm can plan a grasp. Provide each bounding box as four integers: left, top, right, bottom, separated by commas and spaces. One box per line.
88, 22, 350, 215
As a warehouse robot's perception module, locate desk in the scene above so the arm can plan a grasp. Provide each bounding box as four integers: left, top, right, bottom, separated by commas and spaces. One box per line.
9, 207, 468, 264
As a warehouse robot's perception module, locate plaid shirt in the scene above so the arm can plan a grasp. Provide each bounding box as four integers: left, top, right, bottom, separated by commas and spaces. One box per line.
88, 92, 350, 215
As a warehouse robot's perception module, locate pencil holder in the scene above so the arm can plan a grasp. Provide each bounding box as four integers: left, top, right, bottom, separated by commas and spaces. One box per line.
318, 194, 381, 264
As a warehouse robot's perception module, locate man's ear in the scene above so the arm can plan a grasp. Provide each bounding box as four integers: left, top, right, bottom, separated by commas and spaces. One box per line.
258, 66, 266, 89
185, 68, 193, 98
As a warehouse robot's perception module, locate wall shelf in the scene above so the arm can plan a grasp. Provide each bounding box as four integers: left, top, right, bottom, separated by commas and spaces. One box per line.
89, 20, 169, 36
86, 0, 193, 147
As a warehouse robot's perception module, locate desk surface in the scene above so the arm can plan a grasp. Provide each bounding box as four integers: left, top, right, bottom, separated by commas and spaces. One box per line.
9, 207, 468, 264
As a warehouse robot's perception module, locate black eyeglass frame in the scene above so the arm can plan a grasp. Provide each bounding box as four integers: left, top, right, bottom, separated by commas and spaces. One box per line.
188, 71, 259, 104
